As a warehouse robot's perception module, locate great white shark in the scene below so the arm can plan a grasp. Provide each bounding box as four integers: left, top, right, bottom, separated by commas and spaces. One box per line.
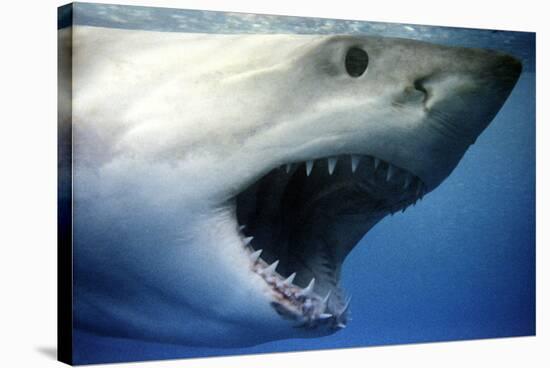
58, 25, 522, 347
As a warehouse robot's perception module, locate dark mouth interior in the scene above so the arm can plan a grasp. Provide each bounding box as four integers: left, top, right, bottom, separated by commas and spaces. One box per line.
236, 154, 425, 329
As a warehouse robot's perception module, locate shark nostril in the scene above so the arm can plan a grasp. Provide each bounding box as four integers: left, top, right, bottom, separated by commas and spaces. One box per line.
413, 77, 430, 103
394, 81, 429, 107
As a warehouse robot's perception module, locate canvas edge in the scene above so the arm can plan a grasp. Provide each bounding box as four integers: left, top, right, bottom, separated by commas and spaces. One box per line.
58, 2, 74, 365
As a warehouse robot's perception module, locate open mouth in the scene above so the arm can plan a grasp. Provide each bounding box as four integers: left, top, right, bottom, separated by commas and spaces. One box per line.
235, 154, 426, 330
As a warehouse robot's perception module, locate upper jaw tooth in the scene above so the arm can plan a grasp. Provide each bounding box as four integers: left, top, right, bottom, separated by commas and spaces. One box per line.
282, 156, 422, 190
373, 157, 380, 170
386, 164, 395, 181
403, 173, 412, 189
327, 157, 337, 175
350, 155, 360, 172
305, 160, 314, 176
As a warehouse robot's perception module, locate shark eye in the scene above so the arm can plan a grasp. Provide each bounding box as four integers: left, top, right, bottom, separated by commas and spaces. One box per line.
345, 47, 369, 77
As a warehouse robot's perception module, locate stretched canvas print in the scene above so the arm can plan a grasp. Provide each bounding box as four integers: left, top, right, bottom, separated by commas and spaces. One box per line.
57, 2, 536, 365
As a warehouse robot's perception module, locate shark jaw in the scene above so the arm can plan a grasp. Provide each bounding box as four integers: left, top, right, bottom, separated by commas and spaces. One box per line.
231, 153, 426, 330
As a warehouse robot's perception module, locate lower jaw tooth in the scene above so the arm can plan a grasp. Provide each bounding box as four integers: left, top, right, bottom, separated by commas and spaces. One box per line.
250, 249, 262, 263
416, 181, 423, 197
322, 290, 331, 305
297, 278, 315, 297
284, 272, 296, 285
243, 236, 253, 246
263, 260, 279, 275
340, 297, 351, 315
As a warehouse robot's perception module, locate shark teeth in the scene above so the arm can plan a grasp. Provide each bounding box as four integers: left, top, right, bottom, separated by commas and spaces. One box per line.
322, 291, 331, 305
243, 233, 349, 328
243, 153, 426, 329
249, 249, 263, 263
297, 278, 315, 297
279, 154, 426, 215
305, 160, 314, 176
416, 180, 424, 197
320, 291, 332, 314
386, 164, 395, 181
263, 260, 279, 275
327, 157, 337, 175
351, 155, 360, 172
284, 272, 296, 285
403, 173, 412, 189
340, 297, 351, 315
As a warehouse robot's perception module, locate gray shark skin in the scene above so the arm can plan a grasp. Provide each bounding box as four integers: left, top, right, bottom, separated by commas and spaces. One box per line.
59, 25, 521, 347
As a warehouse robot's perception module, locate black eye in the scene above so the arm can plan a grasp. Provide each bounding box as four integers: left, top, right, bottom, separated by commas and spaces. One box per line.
345, 47, 369, 77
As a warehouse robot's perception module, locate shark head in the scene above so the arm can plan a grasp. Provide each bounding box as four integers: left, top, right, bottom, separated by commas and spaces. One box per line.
68, 27, 521, 347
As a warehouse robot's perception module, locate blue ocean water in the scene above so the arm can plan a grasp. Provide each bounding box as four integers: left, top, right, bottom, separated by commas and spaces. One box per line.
64, 3, 535, 365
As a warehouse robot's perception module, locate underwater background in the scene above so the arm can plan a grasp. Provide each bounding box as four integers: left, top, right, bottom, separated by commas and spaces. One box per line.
60, 3, 536, 364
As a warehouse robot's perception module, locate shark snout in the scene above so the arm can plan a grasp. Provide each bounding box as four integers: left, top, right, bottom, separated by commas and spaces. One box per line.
490, 53, 523, 90
393, 46, 523, 190
466, 51, 522, 135
414, 49, 522, 143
